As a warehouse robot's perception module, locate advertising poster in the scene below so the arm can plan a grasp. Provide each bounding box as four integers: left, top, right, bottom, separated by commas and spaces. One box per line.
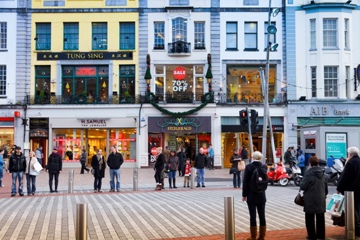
325, 133, 347, 160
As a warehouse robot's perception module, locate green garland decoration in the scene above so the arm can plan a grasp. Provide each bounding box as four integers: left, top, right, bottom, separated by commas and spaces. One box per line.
145, 92, 214, 117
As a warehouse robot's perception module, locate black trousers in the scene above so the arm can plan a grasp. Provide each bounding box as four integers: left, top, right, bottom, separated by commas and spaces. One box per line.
94, 177, 102, 191
154, 169, 162, 183
80, 162, 89, 174
355, 203, 360, 236
247, 203, 266, 227
49, 173, 59, 191
305, 212, 325, 239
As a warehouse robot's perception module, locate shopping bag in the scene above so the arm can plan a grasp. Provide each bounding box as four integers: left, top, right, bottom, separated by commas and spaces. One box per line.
33, 161, 43, 173
326, 194, 345, 217
237, 160, 245, 171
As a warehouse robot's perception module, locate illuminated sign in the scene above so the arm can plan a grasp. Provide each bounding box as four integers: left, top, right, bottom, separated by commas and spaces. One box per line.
37, 52, 133, 61
76, 67, 96, 76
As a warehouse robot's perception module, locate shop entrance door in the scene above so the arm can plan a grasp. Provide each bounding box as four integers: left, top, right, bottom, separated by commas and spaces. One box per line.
31, 138, 48, 167
87, 129, 107, 164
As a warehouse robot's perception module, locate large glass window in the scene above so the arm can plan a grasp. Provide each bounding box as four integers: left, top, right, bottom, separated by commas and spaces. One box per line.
244, 22, 257, 50
323, 19, 337, 48
0, 22, 7, 49
324, 66, 338, 97
194, 22, 205, 49
120, 22, 135, 50
0, 127, 14, 148
344, 19, 349, 49
154, 22, 165, 49
311, 66, 316, 98
35, 66, 51, 103
264, 22, 275, 50
310, 19, 316, 49
119, 65, 135, 103
35, 23, 51, 50
63, 23, 79, 50
172, 18, 187, 42
92, 23, 107, 50
0, 65, 6, 96
226, 22, 237, 50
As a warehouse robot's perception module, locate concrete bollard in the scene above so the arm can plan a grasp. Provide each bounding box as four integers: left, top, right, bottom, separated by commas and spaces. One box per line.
345, 191, 355, 240
133, 167, 138, 191
76, 203, 88, 240
190, 167, 196, 189
224, 196, 235, 240
68, 169, 74, 193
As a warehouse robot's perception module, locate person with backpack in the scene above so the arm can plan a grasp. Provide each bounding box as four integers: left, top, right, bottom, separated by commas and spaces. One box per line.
242, 151, 268, 240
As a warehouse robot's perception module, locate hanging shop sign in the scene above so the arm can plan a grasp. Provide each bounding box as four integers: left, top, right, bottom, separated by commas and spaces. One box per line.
37, 52, 133, 61
148, 117, 211, 133
29, 118, 49, 138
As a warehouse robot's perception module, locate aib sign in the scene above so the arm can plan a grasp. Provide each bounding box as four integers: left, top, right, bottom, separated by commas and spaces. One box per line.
172, 66, 188, 92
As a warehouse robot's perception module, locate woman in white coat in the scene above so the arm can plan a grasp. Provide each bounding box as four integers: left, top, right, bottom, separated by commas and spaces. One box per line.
26, 151, 41, 195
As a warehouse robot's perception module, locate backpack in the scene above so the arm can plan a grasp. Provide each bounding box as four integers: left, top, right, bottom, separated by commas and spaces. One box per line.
250, 165, 268, 193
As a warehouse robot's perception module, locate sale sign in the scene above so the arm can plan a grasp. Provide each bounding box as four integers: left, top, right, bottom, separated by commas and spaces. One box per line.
172, 80, 188, 92
173, 66, 186, 80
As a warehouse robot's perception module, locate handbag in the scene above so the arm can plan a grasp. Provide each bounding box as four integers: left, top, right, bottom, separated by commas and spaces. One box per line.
237, 160, 245, 171
90, 168, 95, 175
331, 211, 345, 227
294, 190, 304, 206
229, 167, 237, 174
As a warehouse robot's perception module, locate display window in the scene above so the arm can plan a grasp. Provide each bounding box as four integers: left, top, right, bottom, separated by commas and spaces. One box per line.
35, 66, 51, 104
0, 127, 14, 148
109, 129, 136, 162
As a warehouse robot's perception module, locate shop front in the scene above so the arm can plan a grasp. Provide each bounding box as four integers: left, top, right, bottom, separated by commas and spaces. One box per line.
0, 117, 15, 148
29, 118, 49, 166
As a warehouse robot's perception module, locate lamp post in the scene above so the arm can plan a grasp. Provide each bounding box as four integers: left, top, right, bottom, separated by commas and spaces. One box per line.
145, 54, 152, 94
206, 53, 213, 94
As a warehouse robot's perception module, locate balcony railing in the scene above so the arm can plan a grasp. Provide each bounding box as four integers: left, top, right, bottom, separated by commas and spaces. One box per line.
168, 41, 191, 54
217, 92, 287, 104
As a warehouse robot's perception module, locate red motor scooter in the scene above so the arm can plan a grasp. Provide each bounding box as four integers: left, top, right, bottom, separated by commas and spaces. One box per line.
267, 162, 290, 186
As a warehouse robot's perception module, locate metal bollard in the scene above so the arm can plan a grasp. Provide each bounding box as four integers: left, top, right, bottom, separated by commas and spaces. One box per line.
224, 196, 235, 240
68, 169, 74, 193
76, 203, 88, 240
345, 191, 355, 240
133, 167, 138, 191
190, 167, 196, 189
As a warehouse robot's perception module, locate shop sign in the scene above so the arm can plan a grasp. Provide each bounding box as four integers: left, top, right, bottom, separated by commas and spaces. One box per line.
310, 106, 349, 116
80, 119, 107, 127
30, 118, 49, 129
173, 66, 186, 80
37, 52, 133, 61
148, 117, 211, 133
325, 133, 347, 160
357, 64, 360, 80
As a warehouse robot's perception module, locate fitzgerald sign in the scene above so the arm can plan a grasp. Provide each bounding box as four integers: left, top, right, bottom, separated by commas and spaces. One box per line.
37, 52, 133, 61
148, 117, 211, 133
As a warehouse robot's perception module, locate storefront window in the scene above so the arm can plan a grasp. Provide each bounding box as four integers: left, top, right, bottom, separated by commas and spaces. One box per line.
109, 129, 136, 162
0, 127, 14, 148
35, 66, 51, 104
119, 65, 135, 103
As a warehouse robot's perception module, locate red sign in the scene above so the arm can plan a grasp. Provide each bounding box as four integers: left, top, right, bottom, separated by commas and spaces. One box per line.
151, 147, 157, 155
76, 67, 96, 76
14, 111, 21, 118
173, 66, 186, 80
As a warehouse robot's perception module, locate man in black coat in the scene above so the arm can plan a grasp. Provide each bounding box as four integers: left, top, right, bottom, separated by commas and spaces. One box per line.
46, 147, 62, 193
107, 146, 124, 192
337, 146, 360, 237
194, 148, 208, 187
9, 146, 26, 197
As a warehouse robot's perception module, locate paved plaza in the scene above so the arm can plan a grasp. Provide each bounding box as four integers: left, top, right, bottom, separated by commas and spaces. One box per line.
0, 164, 349, 239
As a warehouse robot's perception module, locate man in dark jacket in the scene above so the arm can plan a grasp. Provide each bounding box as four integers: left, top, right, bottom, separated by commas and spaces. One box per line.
194, 148, 208, 187
337, 146, 360, 237
46, 147, 62, 193
107, 146, 124, 192
9, 146, 26, 197
284, 147, 293, 168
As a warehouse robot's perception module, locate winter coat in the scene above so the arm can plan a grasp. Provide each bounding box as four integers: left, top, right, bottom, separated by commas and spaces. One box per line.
25, 157, 39, 175
230, 153, 241, 170
300, 166, 328, 213
337, 154, 360, 203
168, 155, 179, 171
91, 154, 106, 179
240, 148, 249, 160
163, 150, 170, 162
80, 152, 87, 163
194, 153, 207, 169
298, 154, 305, 167
177, 151, 186, 171
107, 152, 124, 169
154, 153, 165, 171
284, 150, 292, 163
9, 153, 26, 173
184, 163, 191, 176
46, 152, 62, 174
0, 154, 4, 168
242, 161, 267, 205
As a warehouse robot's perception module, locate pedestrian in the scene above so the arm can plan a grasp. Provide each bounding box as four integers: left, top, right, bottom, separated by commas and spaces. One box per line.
177, 147, 186, 176
242, 151, 268, 240
0, 148, 4, 187
207, 144, 214, 170
80, 149, 90, 174
284, 147, 293, 168
91, 149, 106, 193
230, 148, 241, 188
300, 155, 328, 240
194, 147, 207, 188
25, 151, 39, 195
168, 150, 179, 188
46, 147, 62, 193
337, 146, 360, 237
298, 150, 305, 176
9, 146, 26, 197
107, 146, 124, 192
154, 147, 165, 190
35, 146, 43, 166
240, 144, 249, 181
183, 158, 191, 187
3, 145, 9, 171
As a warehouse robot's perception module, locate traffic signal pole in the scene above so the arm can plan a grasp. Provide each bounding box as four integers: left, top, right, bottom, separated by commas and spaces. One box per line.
246, 107, 254, 155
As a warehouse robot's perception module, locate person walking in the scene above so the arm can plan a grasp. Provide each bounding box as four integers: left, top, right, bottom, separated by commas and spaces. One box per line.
9, 146, 26, 197
298, 150, 305, 176
242, 151, 268, 240
3, 145, 9, 171
107, 146, 124, 192
91, 149, 106, 193
300, 156, 328, 240
194, 148, 207, 188
80, 149, 90, 174
207, 144, 214, 170
337, 146, 360, 237
25, 151, 40, 195
230, 148, 241, 188
177, 147, 186, 176
46, 147, 62, 193
35, 146, 43, 166
168, 150, 179, 188
183, 158, 191, 187
154, 147, 165, 190
0, 148, 4, 187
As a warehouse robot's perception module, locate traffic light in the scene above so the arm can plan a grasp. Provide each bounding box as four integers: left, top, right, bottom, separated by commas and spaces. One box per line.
239, 110, 248, 127
250, 109, 259, 132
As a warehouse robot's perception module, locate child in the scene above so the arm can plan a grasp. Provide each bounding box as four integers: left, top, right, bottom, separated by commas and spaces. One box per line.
183, 158, 191, 187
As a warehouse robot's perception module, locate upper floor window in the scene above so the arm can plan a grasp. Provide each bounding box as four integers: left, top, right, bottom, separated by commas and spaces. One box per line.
194, 22, 205, 49
264, 22, 275, 50
35, 23, 51, 50
63, 23, 79, 50
119, 65, 136, 103
172, 18, 187, 42
92, 23, 107, 50
169, 0, 189, 5
0, 22, 7, 50
324, 66, 338, 97
344, 19, 349, 49
35, 66, 51, 103
120, 22, 135, 50
311, 66, 316, 98
0, 65, 6, 96
310, 19, 316, 50
226, 22, 237, 50
323, 19, 337, 48
244, 22, 257, 50
154, 22, 165, 49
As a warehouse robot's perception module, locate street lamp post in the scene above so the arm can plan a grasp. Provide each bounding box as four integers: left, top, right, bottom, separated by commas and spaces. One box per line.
145, 54, 152, 94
